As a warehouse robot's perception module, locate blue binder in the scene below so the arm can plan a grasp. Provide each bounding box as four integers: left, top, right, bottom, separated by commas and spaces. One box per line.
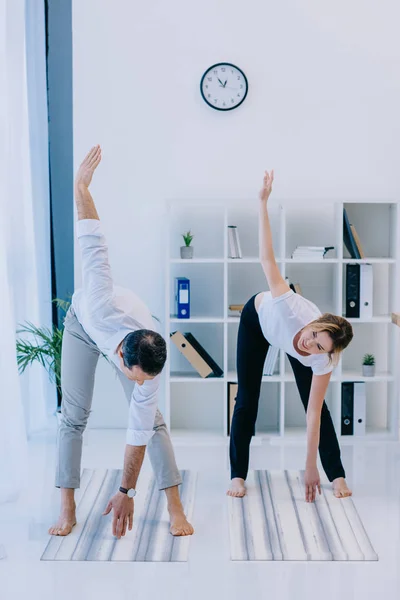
175, 277, 190, 318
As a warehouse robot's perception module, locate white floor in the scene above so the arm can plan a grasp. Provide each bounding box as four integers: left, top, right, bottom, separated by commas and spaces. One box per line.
1, 423, 400, 600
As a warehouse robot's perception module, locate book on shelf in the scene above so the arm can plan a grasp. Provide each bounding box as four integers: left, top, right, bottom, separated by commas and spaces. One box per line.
285, 276, 302, 296
228, 303, 245, 314
349, 224, 365, 259
291, 246, 334, 259
391, 312, 400, 327
228, 225, 242, 259
227, 382, 255, 436
170, 331, 223, 378
263, 346, 279, 375
343, 208, 362, 259
227, 382, 238, 435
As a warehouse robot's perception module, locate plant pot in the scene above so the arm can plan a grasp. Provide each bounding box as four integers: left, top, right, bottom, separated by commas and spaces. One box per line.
362, 364, 375, 377
180, 246, 193, 259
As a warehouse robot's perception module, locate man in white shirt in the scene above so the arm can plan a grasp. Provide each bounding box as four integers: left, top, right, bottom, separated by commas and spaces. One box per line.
48, 146, 193, 539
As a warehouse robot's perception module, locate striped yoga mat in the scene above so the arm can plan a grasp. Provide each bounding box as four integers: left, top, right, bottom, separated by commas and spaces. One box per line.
229, 470, 378, 561
42, 469, 196, 562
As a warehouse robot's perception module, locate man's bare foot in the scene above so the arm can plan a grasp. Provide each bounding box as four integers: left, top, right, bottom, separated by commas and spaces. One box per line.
48, 505, 76, 536
332, 477, 352, 499
168, 508, 194, 536
227, 478, 246, 498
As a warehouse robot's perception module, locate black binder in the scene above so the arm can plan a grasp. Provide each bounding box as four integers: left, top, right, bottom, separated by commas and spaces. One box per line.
341, 382, 354, 435
343, 209, 361, 259
345, 263, 360, 318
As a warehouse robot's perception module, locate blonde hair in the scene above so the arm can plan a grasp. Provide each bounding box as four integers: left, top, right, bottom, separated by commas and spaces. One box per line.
307, 313, 353, 367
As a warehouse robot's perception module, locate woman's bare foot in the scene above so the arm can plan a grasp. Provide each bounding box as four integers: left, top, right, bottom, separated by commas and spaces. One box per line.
332, 477, 352, 499
48, 504, 76, 536
227, 478, 246, 498
169, 508, 194, 536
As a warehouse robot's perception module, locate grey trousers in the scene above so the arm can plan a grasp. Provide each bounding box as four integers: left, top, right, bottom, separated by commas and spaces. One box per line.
55, 307, 182, 491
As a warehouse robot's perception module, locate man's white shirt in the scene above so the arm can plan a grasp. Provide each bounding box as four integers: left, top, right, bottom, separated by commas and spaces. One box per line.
72, 219, 160, 446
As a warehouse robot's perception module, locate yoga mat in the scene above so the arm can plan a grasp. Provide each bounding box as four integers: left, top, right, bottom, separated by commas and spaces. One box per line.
228, 470, 378, 561
42, 469, 196, 562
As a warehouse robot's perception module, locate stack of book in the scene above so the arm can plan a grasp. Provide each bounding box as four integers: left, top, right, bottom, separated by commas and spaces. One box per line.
263, 346, 279, 375
228, 226, 242, 259
291, 246, 334, 260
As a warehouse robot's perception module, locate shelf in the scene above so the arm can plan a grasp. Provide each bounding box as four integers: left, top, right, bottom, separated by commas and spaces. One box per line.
342, 258, 395, 264
170, 372, 225, 382
228, 371, 341, 383
167, 200, 399, 443
341, 371, 394, 382
170, 316, 224, 323
346, 316, 392, 323
228, 257, 261, 263
285, 258, 339, 263
170, 258, 224, 263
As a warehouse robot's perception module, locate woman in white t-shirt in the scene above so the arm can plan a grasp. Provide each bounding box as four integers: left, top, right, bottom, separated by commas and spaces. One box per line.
228, 171, 354, 503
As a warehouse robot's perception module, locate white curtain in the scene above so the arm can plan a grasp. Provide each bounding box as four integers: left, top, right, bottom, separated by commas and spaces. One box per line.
0, 0, 54, 505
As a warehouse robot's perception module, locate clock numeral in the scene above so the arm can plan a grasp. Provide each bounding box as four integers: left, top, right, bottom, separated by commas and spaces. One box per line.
221, 67, 226, 72
237, 75, 241, 80
231, 98, 235, 103
214, 99, 218, 103
207, 77, 212, 82
205, 85, 208, 89
237, 93, 241, 97
240, 84, 243, 89
223, 102, 226, 106
213, 69, 218, 74
208, 94, 211, 98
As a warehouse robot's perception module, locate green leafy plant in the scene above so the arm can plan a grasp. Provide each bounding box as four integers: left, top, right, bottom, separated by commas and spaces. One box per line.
362, 353, 375, 366
16, 299, 69, 398
182, 230, 194, 247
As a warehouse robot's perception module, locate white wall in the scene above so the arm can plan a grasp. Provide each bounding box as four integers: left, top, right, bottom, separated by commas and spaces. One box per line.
72, 0, 400, 427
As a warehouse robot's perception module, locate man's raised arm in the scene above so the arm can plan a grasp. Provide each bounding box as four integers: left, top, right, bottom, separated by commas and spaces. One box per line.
75, 145, 101, 220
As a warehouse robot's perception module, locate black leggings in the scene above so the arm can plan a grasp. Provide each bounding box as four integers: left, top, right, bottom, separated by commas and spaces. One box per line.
229, 295, 346, 482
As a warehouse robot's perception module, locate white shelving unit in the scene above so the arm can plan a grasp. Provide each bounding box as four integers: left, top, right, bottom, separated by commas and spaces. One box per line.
165, 200, 400, 443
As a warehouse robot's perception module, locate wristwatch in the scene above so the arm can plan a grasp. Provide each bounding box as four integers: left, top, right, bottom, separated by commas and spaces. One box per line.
119, 486, 136, 498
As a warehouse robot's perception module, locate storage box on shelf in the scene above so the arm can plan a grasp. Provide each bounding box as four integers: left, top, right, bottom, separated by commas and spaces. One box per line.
165, 200, 399, 443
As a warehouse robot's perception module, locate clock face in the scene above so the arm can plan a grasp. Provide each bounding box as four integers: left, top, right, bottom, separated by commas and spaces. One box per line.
200, 63, 248, 111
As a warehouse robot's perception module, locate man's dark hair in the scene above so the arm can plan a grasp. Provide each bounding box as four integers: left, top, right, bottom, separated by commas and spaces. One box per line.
121, 329, 167, 376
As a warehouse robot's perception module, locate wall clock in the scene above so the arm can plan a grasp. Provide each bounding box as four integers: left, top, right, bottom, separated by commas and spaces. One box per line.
200, 62, 248, 111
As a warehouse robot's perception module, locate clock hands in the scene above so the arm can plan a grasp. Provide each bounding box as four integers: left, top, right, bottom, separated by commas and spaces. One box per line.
217, 78, 229, 88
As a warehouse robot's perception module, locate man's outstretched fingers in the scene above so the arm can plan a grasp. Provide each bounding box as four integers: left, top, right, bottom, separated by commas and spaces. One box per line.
89, 146, 101, 163
121, 517, 128, 538
103, 501, 112, 516
128, 512, 133, 531
112, 513, 119, 537
84, 146, 97, 164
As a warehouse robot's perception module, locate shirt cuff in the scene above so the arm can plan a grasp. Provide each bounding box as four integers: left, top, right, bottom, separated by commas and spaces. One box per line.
76, 219, 103, 238
126, 428, 155, 446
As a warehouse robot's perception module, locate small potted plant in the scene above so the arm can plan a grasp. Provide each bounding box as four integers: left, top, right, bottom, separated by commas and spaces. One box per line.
180, 230, 194, 259
362, 353, 375, 377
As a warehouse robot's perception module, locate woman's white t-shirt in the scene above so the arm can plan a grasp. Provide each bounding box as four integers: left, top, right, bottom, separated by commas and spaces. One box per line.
257, 290, 333, 376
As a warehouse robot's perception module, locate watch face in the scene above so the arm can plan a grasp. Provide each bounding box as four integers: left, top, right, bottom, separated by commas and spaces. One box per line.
200, 63, 248, 111
127, 488, 136, 498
